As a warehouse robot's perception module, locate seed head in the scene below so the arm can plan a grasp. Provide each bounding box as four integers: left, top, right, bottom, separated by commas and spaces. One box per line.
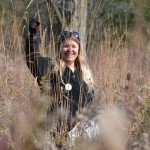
127, 73, 131, 81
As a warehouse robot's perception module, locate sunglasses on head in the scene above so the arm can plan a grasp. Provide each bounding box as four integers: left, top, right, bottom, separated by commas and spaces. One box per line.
60, 31, 80, 40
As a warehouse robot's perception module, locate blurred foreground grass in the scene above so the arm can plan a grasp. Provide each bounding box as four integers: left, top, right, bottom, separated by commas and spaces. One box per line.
0, 15, 150, 150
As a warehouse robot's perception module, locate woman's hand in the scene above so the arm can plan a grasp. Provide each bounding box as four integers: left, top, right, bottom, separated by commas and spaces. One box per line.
29, 18, 40, 35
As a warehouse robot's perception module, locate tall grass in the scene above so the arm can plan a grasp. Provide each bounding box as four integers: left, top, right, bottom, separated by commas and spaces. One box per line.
0, 3, 150, 150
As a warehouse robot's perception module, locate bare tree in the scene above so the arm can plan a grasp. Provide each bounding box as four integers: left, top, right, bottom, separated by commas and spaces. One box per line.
47, 0, 88, 49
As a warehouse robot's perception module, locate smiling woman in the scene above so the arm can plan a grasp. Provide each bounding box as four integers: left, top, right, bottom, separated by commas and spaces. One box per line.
25, 18, 95, 132
60, 38, 79, 71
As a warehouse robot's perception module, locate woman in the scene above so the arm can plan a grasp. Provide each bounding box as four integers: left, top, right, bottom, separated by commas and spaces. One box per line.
25, 18, 95, 131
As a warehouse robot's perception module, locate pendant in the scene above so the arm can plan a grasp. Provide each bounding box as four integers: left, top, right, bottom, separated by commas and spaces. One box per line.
65, 83, 72, 91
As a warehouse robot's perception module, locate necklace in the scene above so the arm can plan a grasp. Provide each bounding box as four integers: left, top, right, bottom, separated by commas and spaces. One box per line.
60, 76, 72, 91
65, 83, 72, 91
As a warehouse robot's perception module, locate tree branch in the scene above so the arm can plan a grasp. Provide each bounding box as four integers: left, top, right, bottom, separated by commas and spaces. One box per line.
49, 0, 65, 27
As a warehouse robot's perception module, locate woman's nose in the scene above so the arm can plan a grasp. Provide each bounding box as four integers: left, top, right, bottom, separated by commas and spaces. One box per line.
67, 46, 72, 51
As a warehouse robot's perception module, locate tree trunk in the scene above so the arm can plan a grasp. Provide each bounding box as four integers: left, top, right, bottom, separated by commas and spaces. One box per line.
69, 0, 87, 50
49, 0, 88, 50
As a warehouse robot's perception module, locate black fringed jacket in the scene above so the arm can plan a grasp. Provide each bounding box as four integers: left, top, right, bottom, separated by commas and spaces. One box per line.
25, 32, 94, 129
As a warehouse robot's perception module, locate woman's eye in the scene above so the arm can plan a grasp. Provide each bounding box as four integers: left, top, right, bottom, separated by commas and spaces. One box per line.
72, 45, 76, 48
62, 44, 77, 48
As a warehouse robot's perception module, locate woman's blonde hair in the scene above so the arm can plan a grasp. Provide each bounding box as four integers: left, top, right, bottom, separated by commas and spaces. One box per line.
54, 36, 95, 92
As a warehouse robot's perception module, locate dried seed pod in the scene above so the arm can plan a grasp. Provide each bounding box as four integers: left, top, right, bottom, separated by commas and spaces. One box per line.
125, 85, 129, 90
127, 72, 131, 81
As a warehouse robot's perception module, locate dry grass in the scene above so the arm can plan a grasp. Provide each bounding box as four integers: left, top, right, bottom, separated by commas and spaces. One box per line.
0, 8, 150, 150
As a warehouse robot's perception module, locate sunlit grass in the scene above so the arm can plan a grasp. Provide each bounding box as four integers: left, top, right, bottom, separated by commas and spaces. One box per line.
0, 3, 150, 150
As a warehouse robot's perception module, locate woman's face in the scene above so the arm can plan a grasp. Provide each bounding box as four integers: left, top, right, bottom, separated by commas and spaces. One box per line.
60, 38, 79, 65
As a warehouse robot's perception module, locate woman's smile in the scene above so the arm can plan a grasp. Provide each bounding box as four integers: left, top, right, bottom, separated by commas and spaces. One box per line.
60, 39, 79, 64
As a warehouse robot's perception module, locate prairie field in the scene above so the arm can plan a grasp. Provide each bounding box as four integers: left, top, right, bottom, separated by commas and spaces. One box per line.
0, 2, 150, 150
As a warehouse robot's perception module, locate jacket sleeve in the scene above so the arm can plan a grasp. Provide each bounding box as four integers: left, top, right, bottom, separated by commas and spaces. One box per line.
25, 20, 51, 86
25, 18, 41, 56
25, 29, 41, 79
25, 31, 40, 57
